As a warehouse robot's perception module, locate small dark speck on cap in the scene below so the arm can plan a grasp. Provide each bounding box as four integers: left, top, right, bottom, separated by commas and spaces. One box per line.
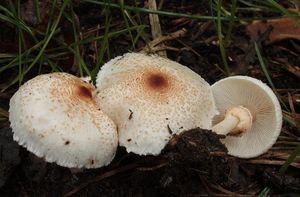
167, 125, 173, 135
128, 109, 133, 120
65, 140, 70, 145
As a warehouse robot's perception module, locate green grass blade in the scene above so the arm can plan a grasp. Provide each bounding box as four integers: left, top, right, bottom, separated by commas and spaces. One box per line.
283, 111, 300, 128
258, 187, 270, 197
0, 39, 45, 75
254, 42, 275, 89
265, 0, 300, 28
69, 5, 91, 77
123, 10, 149, 45
0, 53, 16, 58
23, 0, 70, 74
217, 0, 230, 75
254, 42, 289, 111
224, 0, 237, 46
45, 0, 58, 34
74, 25, 146, 46
40, 25, 146, 53
119, 1, 135, 50
0, 5, 35, 38
279, 143, 300, 175
17, 0, 24, 86
266, 0, 300, 17
44, 58, 62, 72
133, 25, 147, 47
91, 15, 111, 81
34, 0, 41, 24
83, 0, 230, 21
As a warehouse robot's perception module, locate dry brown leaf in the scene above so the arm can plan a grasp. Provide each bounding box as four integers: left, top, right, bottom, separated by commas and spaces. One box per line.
246, 18, 300, 44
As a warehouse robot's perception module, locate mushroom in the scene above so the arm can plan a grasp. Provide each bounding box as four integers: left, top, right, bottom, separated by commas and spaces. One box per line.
9, 72, 118, 168
211, 76, 282, 158
95, 53, 218, 155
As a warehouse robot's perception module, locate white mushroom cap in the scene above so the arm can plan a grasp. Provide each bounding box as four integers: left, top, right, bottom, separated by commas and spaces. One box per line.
95, 53, 218, 155
212, 76, 282, 158
9, 72, 118, 168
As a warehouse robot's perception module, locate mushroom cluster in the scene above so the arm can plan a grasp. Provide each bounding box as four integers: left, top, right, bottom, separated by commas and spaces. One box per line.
8, 53, 283, 169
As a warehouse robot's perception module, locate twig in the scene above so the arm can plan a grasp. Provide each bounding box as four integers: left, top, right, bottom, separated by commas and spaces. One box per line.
209, 151, 228, 157
243, 159, 300, 168
136, 161, 168, 171
210, 184, 253, 197
63, 163, 139, 197
270, 58, 300, 78
278, 136, 300, 141
0, 107, 9, 118
148, 0, 166, 56
198, 176, 213, 196
261, 151, 300, 162
142, 28, 187, 53
148, 46, 179, 53
271, 146, 299, 150
176, 39, 202, 57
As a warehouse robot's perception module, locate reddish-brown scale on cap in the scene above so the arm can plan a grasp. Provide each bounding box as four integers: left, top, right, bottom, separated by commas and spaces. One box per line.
49, 73, 97, 118
145, 71, 169, 91
49, 73, 94, 102
134, 67, 173, 95
135, 68, 177, 103
76, 85, 93, 100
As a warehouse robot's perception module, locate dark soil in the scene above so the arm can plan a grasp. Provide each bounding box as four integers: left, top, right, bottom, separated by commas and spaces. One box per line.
1, 1, 300, 196
1, 128, 300, 196
0, 128, 230, 197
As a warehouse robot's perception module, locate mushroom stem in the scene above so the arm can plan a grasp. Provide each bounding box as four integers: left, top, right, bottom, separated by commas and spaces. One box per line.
212, 106, 253, 136
212, 114, 239, 135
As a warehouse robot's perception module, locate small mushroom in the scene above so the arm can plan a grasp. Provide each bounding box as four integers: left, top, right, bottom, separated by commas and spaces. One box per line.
9, 72, 118, 168
211, 76, 282, 158
95, 53, 218, 155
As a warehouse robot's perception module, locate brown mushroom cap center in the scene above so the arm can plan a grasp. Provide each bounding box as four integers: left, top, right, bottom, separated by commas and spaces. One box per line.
76, 85, 93, 99
144, 71, 169, 92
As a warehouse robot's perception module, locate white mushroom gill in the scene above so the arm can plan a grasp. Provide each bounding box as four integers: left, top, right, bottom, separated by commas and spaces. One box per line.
211, 76, 282, 158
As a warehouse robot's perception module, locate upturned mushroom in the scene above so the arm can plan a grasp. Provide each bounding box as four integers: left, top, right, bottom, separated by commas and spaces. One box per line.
211, 76, 282, 158
9, 72, 118, 168
95, 53, 218, 155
